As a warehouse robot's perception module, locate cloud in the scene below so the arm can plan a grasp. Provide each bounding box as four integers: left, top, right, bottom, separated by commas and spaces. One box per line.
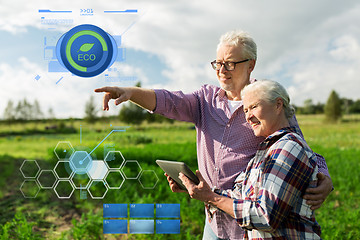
287, 33, 360, 105
329, 35, 360, 61
0, 57, 112, 118
0, 55, 157, 118
1, 0, 360, 118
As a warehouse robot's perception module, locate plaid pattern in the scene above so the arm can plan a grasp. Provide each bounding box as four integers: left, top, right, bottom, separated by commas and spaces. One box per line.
153, 83, 328, 239
215, 128, 321, 239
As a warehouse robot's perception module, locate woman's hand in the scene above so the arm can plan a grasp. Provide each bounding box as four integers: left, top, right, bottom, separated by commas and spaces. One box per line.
164, 173, 187, 193
179, 170, 215, 203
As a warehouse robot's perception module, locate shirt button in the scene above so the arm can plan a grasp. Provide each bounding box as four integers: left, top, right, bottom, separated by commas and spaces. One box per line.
215, 167, 218, 171
221, 145, 225, 149
227, 123, 230, 127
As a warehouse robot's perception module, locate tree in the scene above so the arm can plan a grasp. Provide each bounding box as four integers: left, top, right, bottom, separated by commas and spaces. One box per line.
4, 98, 44, 122
349, 99, 360, 113
47, 107, 55, 121
23, 99, 33, 120
119, 102, 147, 124
302, 99, 315, 114
33, 99, 43, 120
146, 113, 175, 124
324, 90, 342, 123
313, 102, 324, 114
84, 95, 98, 123
14, 99, 29, 121
3, 100, 15, 124
119, 82, 147, 124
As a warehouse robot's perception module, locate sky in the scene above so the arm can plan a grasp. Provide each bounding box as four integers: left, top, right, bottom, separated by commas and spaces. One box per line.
1, 0, 360, 119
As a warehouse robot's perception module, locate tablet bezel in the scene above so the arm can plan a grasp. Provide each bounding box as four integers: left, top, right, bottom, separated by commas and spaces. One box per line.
156, 159, 199, 190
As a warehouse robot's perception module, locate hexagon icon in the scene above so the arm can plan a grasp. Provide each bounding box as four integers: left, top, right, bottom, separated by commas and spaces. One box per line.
104, 151, 125, 169
37, 170, 57, 189
88, 160, 108, 180
20, 180, 40, 198
54, 141, 75, 160
88, 180, 108, 199
105, 170, 125, 189
71, 172, 91, 189
69, 151, 93, 175
138, 170, 159, 189
20, 160, 40, 178
54, 180, 74, 199
54, 161, 73, 179
121, 160, 142, 179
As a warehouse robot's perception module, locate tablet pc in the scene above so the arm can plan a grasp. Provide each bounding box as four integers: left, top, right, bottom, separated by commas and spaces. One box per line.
156, 160, 200, 190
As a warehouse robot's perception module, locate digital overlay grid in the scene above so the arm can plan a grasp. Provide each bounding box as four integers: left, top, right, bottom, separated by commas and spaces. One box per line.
103, 203, 180, 234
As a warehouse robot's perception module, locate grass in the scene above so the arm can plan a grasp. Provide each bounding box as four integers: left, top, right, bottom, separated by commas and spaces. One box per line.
0, 115, 359, 239
0, 120, 195, 160
296, 114, 360, 239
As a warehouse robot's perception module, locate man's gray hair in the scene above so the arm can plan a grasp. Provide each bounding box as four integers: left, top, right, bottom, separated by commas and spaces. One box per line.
217, 30, 257, 60
241, 80, 295, 119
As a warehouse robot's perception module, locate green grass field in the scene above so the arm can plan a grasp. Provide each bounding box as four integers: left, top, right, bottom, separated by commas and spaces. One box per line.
0, 115, 359, 239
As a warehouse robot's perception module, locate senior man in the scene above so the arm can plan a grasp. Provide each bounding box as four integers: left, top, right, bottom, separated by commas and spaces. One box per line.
95, 30, 332, 240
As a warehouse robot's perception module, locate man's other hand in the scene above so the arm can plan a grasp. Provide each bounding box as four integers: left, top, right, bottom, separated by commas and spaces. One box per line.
304, 173, 333, 210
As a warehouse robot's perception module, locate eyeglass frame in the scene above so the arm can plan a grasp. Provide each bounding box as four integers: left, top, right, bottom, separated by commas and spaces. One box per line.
210, 59, 250, 71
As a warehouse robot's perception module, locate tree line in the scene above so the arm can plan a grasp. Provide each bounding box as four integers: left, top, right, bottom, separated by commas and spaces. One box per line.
3, 99, 55, 122
295, 95, 360, 115
1, 83, 173, 125
2, 87, 357, 124
295, 90, 360, 122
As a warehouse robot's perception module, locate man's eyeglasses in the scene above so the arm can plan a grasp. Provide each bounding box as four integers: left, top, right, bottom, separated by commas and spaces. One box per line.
210, 59, 250, 71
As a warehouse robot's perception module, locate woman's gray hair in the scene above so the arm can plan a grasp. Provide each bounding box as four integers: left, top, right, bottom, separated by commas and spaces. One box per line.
241, 80, 295, 119
217, 30, 257, 61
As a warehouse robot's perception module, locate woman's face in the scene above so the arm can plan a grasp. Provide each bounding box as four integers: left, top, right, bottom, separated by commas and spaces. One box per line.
242, 91, 282, 137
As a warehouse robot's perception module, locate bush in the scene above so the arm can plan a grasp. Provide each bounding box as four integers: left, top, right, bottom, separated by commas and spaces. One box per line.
0, 213, 41, 240
119, 102, 147, 125
68, 211, 103, 240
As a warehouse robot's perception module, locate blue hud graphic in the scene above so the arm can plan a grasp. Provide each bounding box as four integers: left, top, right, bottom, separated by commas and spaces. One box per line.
39, 8, 139, 83
103, 203, 181, 234
19, 129, 159, 199
56, 24, 117, 77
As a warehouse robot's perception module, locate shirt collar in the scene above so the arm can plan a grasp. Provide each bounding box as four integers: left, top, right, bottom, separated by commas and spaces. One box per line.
215, 78, 257, 100
215, 87, 227, 100
261, 126, 297, 146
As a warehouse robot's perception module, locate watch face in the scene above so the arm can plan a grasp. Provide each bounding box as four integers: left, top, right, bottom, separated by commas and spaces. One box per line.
56, 24, 117, 78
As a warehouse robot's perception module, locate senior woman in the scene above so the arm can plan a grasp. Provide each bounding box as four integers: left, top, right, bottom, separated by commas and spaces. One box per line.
179, 80, 321, 239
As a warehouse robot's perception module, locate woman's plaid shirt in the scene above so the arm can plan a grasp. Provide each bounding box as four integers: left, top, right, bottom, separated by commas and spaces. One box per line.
214, 128, 322, 239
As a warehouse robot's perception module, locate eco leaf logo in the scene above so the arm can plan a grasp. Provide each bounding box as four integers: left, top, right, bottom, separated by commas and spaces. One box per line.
78, 43, 94, 52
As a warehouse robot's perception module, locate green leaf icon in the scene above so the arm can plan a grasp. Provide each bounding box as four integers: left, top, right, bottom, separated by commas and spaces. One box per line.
78, 43, 94, 52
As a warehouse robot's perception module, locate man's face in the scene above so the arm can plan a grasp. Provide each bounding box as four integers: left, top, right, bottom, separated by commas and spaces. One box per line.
216, 44, 255, 100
